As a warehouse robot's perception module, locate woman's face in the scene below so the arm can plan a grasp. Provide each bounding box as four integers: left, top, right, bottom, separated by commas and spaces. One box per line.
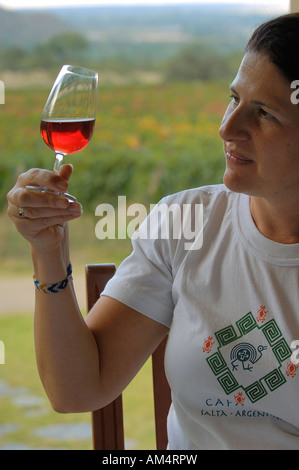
219, 52, 299, 206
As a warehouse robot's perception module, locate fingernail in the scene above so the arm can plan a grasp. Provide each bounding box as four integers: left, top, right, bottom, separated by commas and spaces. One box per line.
69, 202, 83, 214
57, 181, 68, 191
56, 198, 69, 208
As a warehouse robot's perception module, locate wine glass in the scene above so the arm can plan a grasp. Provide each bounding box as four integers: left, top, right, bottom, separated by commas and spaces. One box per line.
26, 65, 99, 201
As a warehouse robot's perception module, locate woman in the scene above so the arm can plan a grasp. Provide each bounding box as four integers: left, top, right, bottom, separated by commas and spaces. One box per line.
7, 14, 299, 449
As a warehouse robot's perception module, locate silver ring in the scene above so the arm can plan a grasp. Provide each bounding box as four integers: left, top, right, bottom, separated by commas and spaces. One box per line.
18, 207, 28, 218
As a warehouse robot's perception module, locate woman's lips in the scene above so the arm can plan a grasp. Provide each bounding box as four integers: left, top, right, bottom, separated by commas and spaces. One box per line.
226, 150, 253, 165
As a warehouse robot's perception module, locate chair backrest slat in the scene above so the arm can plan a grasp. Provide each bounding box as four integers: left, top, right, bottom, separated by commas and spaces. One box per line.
85, 264, 171, 450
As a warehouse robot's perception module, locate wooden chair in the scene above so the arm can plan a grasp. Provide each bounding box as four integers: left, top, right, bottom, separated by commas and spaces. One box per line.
85, 264, 171, 450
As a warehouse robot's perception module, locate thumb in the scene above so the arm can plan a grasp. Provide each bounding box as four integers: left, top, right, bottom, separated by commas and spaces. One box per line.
59, 164, 73, 183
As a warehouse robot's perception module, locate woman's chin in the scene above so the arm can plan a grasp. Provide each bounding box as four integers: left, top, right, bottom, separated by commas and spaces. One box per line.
223, 169, 251, 195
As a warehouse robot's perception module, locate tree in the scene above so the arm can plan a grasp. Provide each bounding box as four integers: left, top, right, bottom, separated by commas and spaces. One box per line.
1, 46, 27, 70
27, 33, 89, 69
165, 43, 233, 82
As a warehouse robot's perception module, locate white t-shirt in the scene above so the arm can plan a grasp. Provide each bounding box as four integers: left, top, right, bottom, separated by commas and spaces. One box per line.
103, 184, 299, 450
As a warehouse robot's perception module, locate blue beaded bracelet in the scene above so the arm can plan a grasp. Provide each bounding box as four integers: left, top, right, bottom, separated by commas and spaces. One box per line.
33, 264, 73, 294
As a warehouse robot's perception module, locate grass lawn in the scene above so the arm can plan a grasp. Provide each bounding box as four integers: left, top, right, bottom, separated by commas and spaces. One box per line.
0, 312, 156, 450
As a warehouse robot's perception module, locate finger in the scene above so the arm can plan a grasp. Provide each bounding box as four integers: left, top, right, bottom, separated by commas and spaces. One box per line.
8, 187, 72, 210
13, 211, 82, 236
14, 202, 82, 220
17, 169, 69, 193
58, 164, 73, 183
31, 211, 83, 230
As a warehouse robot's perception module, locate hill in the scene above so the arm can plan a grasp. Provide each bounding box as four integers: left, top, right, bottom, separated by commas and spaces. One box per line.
0, 7, 72, 48
53, 4, 272, 60
0, 4, 276, 54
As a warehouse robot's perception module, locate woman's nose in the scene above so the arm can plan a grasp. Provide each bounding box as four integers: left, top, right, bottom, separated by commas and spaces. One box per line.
219, 106, 250, 143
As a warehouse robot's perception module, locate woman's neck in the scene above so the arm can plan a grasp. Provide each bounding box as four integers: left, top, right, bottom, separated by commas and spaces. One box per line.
250, 196, 299, 244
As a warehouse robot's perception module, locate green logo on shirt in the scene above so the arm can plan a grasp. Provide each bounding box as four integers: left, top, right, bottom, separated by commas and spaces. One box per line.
205, 311, 293, 403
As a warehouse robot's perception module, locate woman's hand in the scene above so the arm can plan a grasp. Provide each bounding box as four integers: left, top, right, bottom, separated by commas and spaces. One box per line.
6, 164, 82, 253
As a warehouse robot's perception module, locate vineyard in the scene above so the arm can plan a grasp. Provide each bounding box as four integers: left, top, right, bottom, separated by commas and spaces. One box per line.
0, 81, 228, 213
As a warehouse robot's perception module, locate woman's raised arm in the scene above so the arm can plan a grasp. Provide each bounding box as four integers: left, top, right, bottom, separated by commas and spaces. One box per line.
6, 166, 168, 413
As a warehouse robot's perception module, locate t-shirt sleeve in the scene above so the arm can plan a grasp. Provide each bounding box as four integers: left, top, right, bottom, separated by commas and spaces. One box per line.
101, 201, 175, 328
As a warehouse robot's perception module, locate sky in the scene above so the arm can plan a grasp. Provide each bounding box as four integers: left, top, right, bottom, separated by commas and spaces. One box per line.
0, 0, 290, 11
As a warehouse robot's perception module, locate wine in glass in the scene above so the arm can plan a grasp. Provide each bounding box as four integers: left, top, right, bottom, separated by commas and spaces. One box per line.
27, 65, 99, 201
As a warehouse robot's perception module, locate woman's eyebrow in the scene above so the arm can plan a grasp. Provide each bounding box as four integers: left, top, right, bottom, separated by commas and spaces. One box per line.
229, 84, 279, 112
252, 99, 280, 112
229, 85, 238, 95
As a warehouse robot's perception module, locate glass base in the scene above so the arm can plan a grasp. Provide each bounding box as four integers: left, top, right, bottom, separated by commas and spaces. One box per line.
25, 186, 77, 202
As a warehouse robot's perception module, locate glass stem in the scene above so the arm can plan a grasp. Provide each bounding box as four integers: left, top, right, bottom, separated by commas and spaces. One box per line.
54, 153, 64, 173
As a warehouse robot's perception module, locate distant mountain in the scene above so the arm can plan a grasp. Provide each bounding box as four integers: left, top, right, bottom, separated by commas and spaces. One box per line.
52, 4, 274, 51
0, 8, 72, 48
0, 3, 282, 57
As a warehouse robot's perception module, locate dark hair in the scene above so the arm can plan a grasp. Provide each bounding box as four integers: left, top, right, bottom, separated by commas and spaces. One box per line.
245, 13, 299, 83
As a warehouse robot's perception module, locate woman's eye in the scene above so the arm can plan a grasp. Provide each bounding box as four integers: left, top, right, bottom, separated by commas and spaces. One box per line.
258, 108, 275, 120
228, 95, 239, 106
